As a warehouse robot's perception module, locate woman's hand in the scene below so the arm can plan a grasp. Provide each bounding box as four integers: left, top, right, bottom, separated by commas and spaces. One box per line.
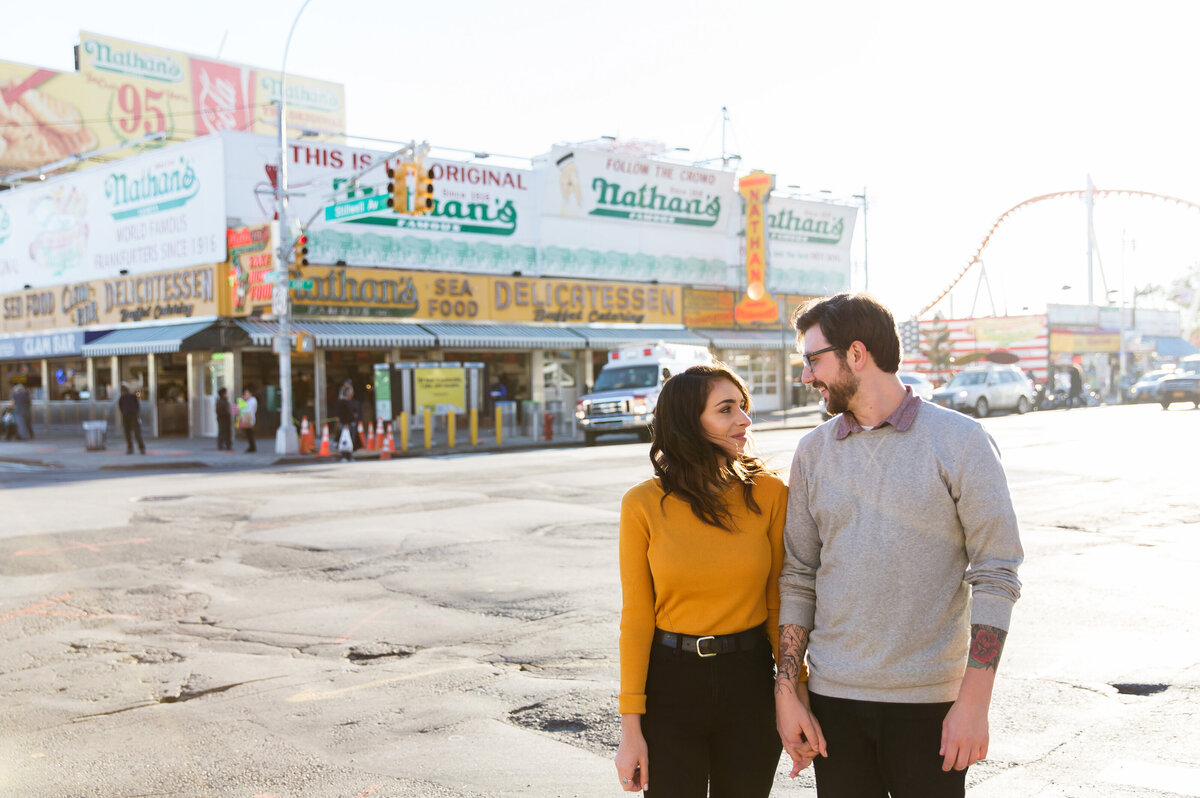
614, 714, 649, 791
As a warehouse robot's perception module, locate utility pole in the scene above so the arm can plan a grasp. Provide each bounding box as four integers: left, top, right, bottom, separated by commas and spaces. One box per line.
272, 0, 315, 455
853, 187, 869, 292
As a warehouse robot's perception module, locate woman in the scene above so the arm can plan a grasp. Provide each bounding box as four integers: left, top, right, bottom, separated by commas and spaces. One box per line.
614, 363, 807, 796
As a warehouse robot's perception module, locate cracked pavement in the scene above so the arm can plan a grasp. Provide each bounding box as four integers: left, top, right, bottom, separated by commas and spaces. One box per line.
0, 404, 1198, 796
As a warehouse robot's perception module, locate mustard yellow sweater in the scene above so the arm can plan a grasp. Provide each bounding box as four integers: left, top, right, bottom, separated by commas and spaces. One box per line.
618, 474, 788, 715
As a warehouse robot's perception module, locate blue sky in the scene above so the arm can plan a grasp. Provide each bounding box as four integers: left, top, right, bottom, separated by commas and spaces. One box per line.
4, 0, 1198, 319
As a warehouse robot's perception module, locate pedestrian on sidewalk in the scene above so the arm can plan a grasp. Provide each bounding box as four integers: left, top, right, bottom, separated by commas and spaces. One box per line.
336, 381, 359, 451
11, 383, 33, 440
117, 385, 146, 455
215, 387, 233, 451
2, 404, 17, 440
237, 386, 258, 452
614, 363, 812, 794
777, 293, 1024, 796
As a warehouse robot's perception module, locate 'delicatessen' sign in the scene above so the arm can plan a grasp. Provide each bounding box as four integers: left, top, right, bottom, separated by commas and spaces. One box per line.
0, 264, 220, 334
289, 265, 682, 326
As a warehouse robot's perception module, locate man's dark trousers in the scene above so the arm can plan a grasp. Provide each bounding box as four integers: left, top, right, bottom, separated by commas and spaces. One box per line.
122, 415, 145, 454
809, 692, 967, 798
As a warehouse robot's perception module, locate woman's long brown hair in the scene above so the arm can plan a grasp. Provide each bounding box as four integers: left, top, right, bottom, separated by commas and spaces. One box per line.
649, 363, 770, 531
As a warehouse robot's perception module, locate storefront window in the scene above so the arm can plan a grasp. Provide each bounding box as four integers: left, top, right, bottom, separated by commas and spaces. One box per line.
49, 359, 88, 400
730, 352, 778, 397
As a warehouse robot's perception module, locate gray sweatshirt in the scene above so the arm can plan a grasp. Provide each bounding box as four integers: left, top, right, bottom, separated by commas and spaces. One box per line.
779, 400, 1023, 703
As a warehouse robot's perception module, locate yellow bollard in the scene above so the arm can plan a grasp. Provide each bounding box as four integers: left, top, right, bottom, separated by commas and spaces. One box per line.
400, 411, 409, 451
447, 409, 456, 448
470, 408, 478, 445
424, 409, 432, 449
495, 406, 503, 445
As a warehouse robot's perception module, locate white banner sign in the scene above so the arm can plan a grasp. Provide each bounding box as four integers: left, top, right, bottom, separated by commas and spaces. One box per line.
221, 131, 537, 275
0, 136, 227, 293
537, 145, 735, 285
738, 196, 856, 296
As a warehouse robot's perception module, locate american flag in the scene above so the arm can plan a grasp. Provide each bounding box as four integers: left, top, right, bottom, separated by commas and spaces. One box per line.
900, 315, 1049, 381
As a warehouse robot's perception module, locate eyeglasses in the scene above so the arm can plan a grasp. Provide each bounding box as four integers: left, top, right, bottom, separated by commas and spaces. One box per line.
802, 345, 841, 370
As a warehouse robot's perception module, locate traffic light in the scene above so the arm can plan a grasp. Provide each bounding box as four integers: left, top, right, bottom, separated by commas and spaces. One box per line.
414, 163, 435, 215
293, 234, 309, 267
387, 162, 410, 214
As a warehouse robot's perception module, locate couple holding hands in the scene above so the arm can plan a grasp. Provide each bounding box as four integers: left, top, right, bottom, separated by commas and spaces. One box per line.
616, 293, 1024, 797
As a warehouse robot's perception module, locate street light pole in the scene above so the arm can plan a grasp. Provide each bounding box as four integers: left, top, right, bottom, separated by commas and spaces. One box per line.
853, 187, 869, 292
273, 0, 315, 455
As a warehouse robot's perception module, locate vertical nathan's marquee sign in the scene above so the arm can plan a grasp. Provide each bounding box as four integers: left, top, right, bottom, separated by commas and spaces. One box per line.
734, 171, 779, 324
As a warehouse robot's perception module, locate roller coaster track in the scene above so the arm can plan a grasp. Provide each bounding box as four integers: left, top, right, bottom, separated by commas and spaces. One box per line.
919, 189, 1200, 318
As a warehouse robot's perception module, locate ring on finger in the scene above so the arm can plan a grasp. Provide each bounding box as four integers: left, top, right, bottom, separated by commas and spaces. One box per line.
622, 776, 631, 784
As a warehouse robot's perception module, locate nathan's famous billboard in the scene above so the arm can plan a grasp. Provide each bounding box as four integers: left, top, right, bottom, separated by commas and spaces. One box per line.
221, 131, 538, 277
538, 145, 736, 286
0, 31, 345, 177
0, 135, 227, 293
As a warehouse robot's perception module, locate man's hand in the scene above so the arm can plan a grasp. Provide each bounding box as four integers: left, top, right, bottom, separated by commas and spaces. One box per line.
776, 680, 826, 773
941, 624, 1006, 771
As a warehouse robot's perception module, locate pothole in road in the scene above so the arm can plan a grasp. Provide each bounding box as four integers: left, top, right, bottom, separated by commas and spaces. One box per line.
1111, 682, 1169, 696
506, 693, 619, 757
345, 643, 417, 664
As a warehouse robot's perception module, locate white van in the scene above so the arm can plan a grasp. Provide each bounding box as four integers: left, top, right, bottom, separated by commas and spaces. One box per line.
575, 342, 713, 445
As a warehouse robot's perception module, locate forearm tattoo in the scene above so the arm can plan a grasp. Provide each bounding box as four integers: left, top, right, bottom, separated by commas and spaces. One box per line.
967, 624, 1007, 671
775, 624, 810, 693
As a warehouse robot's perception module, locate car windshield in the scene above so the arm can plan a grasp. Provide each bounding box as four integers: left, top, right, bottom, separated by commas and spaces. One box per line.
947, 371, 987, 387
1177, 361, 1200, 376
592, 365, 659, 392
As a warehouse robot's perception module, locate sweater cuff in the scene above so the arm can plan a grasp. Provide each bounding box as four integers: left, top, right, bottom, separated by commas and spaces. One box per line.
619, 693, 647, 715
970, 593, 1016, 632
778, 596, 815, 631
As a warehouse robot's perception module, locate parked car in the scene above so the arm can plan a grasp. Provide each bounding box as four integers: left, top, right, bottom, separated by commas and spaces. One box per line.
931, 364, 1036, 417
1157, 355, 1200, 409
1127, 368, 1173, 404
898, 371, 935, 400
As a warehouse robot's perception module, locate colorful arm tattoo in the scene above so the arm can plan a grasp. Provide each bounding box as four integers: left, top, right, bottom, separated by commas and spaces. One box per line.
967, 624, 1007, 671
775, 624, 810, 693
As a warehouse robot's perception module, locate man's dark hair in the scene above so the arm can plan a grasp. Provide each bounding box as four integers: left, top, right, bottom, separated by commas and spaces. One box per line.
791, 292, 902, 373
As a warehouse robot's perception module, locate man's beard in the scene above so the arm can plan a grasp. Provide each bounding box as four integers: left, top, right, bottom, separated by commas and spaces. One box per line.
817, 361, 859, 416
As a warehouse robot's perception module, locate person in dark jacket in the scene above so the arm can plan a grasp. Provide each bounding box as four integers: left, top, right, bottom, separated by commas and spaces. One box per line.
118, 385, 146, 454
215, 387, 233, 451
1067, 364, 1084, 409
336, 381, 359, 451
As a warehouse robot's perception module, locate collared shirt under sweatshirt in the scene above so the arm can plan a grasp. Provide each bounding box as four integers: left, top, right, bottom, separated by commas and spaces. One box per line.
779, 392, 1023, 703
619, 474, 788, 715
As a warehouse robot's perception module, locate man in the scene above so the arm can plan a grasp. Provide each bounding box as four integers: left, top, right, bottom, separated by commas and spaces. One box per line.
775, 293, 1023, 797
1067, 363, 1084, 409
215, 387, 232, 451
117, 385, 146, 455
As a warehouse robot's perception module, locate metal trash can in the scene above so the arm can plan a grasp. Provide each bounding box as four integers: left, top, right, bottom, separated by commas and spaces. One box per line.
82, 420, 108, 451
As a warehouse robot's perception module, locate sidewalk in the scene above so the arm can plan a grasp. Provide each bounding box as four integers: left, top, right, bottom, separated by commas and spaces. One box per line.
0, 407, 823, 473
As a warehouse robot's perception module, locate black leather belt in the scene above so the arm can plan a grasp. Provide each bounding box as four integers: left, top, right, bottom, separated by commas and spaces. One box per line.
654, 625, 765, 658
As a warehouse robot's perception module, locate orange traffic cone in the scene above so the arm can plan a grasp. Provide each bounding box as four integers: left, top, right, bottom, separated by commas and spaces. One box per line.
366, 422, 375, 451
374, 417, 384, 450
317, 424, 331, 456
386, 422, 397, 455
380, 428, 393, 460
299, 416, 315, 454
356, 421, 366, 448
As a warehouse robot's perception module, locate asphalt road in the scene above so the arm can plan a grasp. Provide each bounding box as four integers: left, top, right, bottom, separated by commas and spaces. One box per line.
0, 403, 1197, 797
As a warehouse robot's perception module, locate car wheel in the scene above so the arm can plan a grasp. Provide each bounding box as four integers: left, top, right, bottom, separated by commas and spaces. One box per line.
1161, 402, 1170, 410
638, 427, 652, 442
584, 431, 597, 446
975, 397, 989, 418
1016, 396, 1030, 415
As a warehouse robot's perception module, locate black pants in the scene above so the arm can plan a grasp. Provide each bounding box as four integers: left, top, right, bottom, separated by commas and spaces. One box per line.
243, 426, 256, 452
217, 417, 232, 450
122, 416, 145, 453
641, 632, 780, 798
809, 692, 966, 798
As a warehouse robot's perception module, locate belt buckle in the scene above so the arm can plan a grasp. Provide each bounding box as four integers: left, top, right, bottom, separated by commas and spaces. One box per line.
694, 635, 717, 658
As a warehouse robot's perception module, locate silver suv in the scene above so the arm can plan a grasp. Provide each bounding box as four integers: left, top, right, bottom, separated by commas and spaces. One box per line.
931, 364, 1035, 418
